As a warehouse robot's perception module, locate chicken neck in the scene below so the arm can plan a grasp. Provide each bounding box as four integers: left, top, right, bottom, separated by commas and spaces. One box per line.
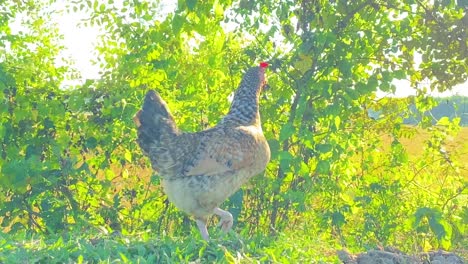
223, 92, 261, 127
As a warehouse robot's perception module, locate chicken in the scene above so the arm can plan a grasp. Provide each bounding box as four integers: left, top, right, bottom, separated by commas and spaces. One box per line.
133, 62, 270, 240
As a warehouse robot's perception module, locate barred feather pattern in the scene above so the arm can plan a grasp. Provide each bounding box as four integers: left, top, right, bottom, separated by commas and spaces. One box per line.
134, 65, 270, 221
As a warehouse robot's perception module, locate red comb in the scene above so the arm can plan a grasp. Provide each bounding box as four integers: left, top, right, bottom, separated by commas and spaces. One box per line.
259, 62, 269, 68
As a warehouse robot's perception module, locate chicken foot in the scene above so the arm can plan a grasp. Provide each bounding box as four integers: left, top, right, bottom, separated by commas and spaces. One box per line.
214, 208, 233, 232
195, 208, 233, 241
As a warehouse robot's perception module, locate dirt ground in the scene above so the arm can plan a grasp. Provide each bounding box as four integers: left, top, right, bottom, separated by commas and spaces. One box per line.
337, 248, 466, 264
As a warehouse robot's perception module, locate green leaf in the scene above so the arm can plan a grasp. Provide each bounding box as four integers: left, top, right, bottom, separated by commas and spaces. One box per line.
294, 54, 313, 74
279, 123, 295, 142
279, 151, 293, 172
25, 145, 41, 159
85, 137, 98, 149
119, 252, 129, 262
213, 1, 224, 18
267, 139, 280, 159
1, 160, 28, 192
367, 76, 378, 92
316, 144, 332, 153
331, 211, 346, 227
338, 60, 352, 77
14, 107, 30, 121
124, 151, 132, 162
172, 14, 185, 35
437, 116, 450, 126
298, 161, 310, 176
394, 69, 406, 79
186, 0, 197, 11
105, 169, 115, 180
429, 216, 446, 240
227, 189, 243, 222
316, 160, 330, 174
334, 115, 341, 129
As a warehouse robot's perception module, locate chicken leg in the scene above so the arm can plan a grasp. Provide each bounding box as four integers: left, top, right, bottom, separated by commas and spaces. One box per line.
196, 218, 210, 240
214, 208, 233, 232
195, 208, 233, 241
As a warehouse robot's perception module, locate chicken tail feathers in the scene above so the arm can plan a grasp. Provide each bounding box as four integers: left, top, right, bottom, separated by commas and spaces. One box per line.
134, 90, 179, 156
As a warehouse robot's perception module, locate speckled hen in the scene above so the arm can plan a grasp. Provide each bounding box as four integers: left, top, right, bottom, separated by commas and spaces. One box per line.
133, 63, 270, 240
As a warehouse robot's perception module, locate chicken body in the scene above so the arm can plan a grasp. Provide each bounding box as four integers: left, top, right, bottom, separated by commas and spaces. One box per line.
134, 64, 270, 240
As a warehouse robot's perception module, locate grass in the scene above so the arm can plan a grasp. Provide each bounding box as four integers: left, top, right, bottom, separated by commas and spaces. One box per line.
380, 126, 468, 156
0, 229, 340, 263
381, 126, 468, 176
405, 127, 468, 157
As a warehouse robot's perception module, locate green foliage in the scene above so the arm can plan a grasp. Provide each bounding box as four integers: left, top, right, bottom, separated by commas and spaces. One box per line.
0, 230, 340, 263
0, 0, 467, 260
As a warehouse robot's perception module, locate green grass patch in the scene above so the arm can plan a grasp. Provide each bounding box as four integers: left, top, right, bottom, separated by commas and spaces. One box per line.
0, 230, 341, 263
